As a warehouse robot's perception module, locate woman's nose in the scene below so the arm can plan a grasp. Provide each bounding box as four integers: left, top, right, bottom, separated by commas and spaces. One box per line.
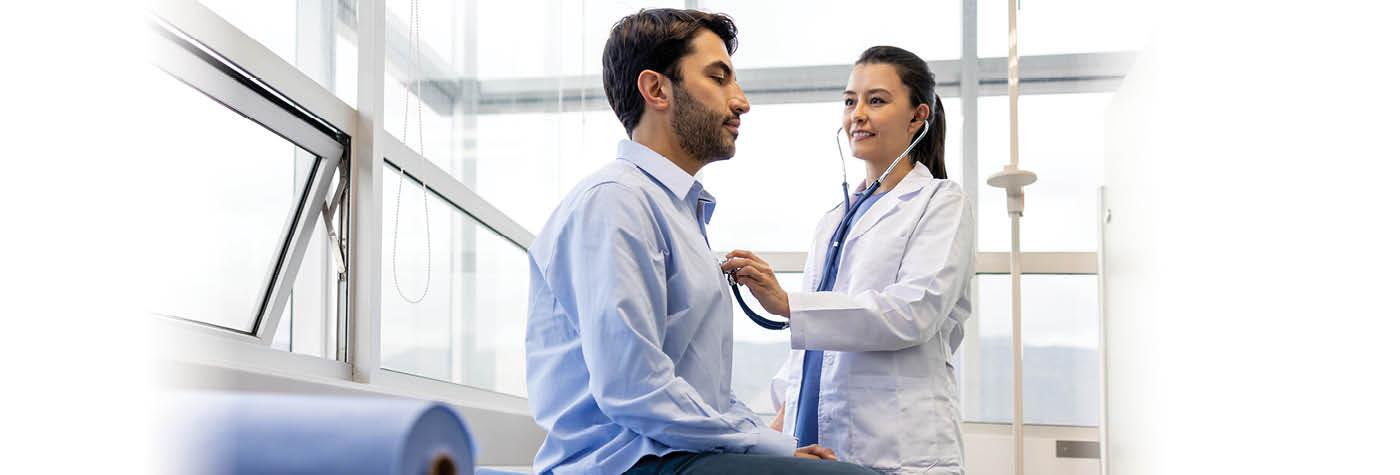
850, 102, 869, 123
850, 108, 868, 125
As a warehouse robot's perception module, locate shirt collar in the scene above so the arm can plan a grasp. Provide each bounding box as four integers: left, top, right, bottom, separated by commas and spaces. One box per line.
617, 140, 717, 223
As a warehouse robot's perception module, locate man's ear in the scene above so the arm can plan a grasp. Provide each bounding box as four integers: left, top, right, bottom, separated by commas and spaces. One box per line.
637, 70, 671, 112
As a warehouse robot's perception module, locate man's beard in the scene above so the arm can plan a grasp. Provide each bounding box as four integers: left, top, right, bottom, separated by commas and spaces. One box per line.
672, 83, 736, 163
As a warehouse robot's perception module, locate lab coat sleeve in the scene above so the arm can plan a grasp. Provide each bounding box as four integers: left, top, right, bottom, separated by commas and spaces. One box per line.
788, 187, 974, 352
551, 183, 797, 456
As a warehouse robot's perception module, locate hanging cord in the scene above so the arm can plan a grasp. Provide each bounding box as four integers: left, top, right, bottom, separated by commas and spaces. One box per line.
391, 0, 431, 303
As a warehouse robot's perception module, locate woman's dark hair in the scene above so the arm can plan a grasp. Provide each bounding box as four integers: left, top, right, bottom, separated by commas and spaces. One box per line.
855, 46, 947, 179
602, 9, 738, 136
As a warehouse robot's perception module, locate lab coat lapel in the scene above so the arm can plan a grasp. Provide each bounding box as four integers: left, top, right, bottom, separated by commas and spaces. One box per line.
845, 163, 933, 243
805, 203, 846, 291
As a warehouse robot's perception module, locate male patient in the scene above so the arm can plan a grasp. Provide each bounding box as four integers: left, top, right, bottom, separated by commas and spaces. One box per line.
525, 8, 876, 475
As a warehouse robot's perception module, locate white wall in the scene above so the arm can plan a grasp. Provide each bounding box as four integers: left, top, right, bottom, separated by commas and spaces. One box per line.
1099, 2, 1400, 474
965, 424, 1100, 475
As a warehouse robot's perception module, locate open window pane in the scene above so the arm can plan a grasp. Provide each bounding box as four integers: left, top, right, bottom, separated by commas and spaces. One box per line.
380, 165, 529, 396
966, 274, 1100, 426
145, 65, 317, 334
271, 179, 342, 358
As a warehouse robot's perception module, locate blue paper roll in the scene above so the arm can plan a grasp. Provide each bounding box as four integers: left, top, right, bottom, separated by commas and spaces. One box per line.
170, 391, 477, 475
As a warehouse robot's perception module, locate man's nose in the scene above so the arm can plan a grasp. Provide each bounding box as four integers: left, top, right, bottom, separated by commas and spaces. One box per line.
730, 89, 750, 116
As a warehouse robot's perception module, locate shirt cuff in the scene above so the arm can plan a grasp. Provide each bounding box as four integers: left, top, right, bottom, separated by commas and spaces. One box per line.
748, 427, 797, 456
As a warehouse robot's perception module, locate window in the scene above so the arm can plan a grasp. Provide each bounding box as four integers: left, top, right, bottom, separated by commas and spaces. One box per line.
379, 164, 530, 396
965, 275, 1100, 426
471, 110, 625, 234
144, 65, 317, 334
731, 273, 805, 414
699, 0, 960, 68
199, 0, 358, 106
705, 99, 963, 254
977, 0, 1147, 57
147, 7, 347, 349
977, 93, 1110, 252
271, 182, 343, 359
475, 1, 684, 80
381, 0, 682, 235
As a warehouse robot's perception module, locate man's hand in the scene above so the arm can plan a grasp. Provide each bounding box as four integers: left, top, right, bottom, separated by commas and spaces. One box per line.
794, 444, 838, 460
721, 249, 790, 317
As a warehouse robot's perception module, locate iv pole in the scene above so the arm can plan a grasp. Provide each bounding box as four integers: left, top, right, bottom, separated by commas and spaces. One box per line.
987, 0, 1037, 474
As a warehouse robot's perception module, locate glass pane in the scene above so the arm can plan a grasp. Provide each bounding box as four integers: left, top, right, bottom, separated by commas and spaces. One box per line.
978, 0, 1148, 57
472, 1, 685, 80
383, 0, 678, 229
473, 110, 625, 234
144, 65, 316, 333
706, 98, 962, 253
199, 0, 357, 106
272, 180, 341, 358
977, 93, 1108, 252
701, 0, 960, 68
380, 165, 530, 396
967, 274, 1100, 426
731, 272, 804, 415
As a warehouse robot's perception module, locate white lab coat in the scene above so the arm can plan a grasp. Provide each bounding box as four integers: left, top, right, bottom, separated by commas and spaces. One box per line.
770, 162, 974, 474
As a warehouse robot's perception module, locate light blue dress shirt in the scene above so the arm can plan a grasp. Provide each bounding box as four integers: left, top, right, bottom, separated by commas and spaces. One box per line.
526, 140, 797, 474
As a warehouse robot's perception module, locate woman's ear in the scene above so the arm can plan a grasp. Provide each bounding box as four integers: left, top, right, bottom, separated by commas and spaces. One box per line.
909, 103, 931, 133
637, 70, 671, 112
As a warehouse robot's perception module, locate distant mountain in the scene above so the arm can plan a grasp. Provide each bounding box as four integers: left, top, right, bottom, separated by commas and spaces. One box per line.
974, 337, 1099, 426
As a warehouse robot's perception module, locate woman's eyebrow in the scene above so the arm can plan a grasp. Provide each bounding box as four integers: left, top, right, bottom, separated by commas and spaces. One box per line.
843, 88, 892, 96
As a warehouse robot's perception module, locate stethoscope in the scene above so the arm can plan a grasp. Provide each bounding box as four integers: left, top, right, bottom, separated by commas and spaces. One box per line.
728, 119, 932, 330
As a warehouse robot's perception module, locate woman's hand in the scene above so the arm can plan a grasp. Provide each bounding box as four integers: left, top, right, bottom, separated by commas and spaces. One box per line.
720, 250, 790, 317
793, 444, 838, 460
770, 403, 785, 431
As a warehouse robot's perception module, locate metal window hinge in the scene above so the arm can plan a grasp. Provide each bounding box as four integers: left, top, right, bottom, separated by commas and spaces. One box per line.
322, 171, 350, 280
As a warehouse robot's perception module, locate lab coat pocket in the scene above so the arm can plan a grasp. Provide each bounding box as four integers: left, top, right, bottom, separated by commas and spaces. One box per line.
900, 377, 961, 469
847, 376, 900, 471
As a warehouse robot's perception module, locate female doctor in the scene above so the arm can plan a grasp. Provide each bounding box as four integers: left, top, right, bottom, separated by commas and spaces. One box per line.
721, 46, 974, 473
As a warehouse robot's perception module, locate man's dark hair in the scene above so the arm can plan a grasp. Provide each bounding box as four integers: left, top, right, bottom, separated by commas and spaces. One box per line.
602, 9, 738, 136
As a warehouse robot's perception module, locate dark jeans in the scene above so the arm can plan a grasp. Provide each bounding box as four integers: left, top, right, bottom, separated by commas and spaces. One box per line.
624, 451, 880, 475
